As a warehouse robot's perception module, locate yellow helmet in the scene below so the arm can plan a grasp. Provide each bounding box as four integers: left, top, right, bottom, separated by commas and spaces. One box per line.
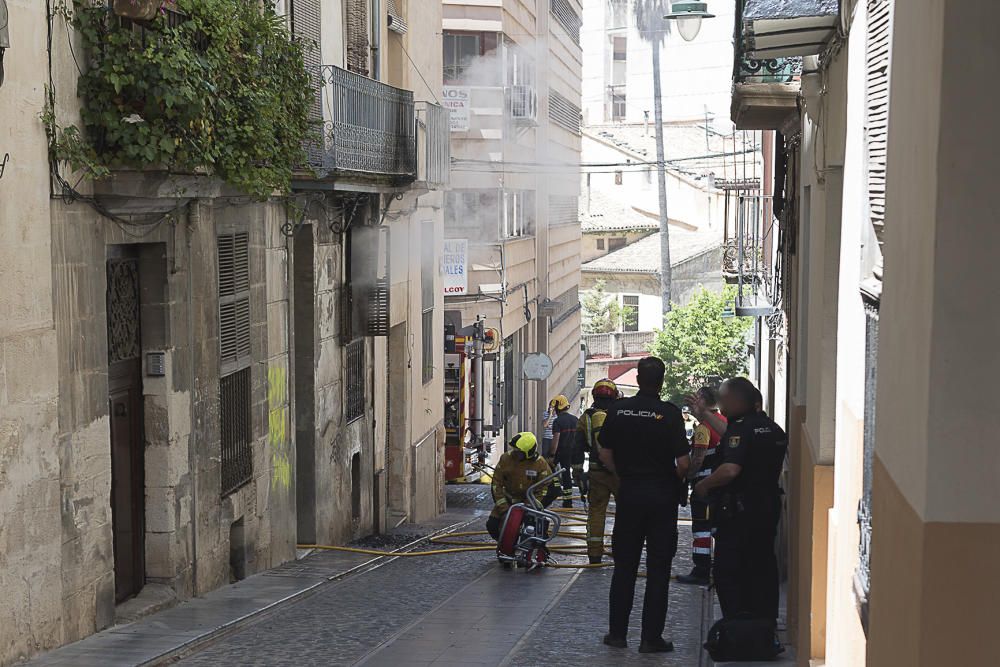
550, 394, 570, 411
510, 432, 539, 459
592, 378, 618, 400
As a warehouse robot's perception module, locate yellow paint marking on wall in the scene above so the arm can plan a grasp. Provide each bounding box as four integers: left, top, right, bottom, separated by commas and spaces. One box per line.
268, 367, 291, 490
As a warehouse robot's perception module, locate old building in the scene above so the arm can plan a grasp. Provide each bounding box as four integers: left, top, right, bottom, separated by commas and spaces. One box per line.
732, 0, 1000, 665
441, 0, 584, 443
0, 0, 447, 663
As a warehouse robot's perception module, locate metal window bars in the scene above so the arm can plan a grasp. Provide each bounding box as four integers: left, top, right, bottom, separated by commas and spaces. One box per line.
726, 193, 778, 317
346, 338, 366, 423
220, 367, 253, 497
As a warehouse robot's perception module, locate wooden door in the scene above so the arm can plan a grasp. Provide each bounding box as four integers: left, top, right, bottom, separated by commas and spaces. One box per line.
107, 257, 145, 603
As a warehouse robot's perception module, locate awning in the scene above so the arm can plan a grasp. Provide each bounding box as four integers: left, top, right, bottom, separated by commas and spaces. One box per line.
743, 0, 839, 58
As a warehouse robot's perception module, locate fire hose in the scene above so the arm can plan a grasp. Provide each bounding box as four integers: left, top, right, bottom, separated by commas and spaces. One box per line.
298, 503, 693, 573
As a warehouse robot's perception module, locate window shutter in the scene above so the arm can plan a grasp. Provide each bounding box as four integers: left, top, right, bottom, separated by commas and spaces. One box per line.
865, 0, 893, 250
291, 0, 324, 163
549, 89, 582, 135
348, 224, 390, 338
218, 231, 252, 374
346, 0, 370, 76
550, 0, 582, 45
387, 0, 407, 35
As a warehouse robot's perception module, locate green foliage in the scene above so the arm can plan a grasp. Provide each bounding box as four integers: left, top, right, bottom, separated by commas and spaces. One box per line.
41, 94, 111, 179
649, 287, 752, 402
68, 0, 314, 197
581, 280, 637, 334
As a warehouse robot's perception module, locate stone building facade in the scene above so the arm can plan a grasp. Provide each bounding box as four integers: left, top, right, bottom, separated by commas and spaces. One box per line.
0, 1, 448, 663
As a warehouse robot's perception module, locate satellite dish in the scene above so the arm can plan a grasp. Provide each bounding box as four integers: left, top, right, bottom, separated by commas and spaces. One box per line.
522, 353, 553, 381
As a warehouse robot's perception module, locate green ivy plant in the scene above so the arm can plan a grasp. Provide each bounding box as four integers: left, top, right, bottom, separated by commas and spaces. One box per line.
69, 0, 314, 198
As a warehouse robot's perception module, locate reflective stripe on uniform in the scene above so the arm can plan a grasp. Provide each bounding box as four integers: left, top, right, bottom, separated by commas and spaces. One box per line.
695, 468, 713, 479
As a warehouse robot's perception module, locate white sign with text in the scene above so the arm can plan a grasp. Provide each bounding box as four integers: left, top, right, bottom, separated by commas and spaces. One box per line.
442, 239, 468, 295
442, 87, 470, 132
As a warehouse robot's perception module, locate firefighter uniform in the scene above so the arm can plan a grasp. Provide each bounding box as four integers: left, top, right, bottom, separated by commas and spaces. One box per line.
578, 379, 620, 563
486, 438, 561, 539
600, 391, 689, 644
711, 411, 787, 620
687, 413, 727, 578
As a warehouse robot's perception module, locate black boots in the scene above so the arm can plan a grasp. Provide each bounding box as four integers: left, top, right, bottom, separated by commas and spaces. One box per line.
638, 638, 675, 653
676, 567, 710, 586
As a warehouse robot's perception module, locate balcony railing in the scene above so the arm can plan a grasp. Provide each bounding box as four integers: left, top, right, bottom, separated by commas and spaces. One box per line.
309, 66, 417, 180
416, 101, 450, 188
735, 56, 803, 85
583, 331, 655, 359
506, 85, 538, 123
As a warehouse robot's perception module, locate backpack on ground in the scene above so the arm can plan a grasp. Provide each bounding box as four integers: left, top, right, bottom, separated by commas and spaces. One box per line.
704, 615, 784, 662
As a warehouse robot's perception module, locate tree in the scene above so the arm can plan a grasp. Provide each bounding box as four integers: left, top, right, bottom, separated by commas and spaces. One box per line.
634, 0, 673, 315
649, 287, 753, 402
581, 281, 636, 334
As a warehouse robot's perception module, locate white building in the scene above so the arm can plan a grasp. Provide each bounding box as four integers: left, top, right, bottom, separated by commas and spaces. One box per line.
580, 0, 737, 126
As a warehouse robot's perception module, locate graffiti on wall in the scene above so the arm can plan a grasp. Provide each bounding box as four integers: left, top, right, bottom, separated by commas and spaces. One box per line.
268, 366, 291, 490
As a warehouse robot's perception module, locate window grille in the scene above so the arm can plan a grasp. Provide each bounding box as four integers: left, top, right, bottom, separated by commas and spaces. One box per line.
106, 259, 141, 363
855, 299, 879, 630
346, 338, 366, 423
220, 367, 253, 496
550, 0, 582, 44
218, 231, 253, 496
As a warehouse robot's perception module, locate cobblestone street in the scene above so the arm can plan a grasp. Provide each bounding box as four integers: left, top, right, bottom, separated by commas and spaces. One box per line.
28, 486, 791, 666
170, 486, 706, 666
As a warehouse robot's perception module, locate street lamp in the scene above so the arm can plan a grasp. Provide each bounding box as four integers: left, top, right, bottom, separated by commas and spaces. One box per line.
664, 1, 715, 42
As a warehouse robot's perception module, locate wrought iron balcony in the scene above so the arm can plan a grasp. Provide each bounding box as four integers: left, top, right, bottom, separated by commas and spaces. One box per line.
415, 101, 450, 188
307, 66, 417, 182
736, 56, 802, 85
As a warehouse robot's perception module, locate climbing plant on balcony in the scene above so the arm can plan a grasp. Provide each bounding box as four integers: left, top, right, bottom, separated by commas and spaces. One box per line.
65, 0, 314, 197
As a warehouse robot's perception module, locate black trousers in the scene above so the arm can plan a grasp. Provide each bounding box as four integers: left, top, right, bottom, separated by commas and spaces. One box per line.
713, 497, 781, 620
690, 494, 712, 572
486, 515, 502, 540
609, 479, 679, 641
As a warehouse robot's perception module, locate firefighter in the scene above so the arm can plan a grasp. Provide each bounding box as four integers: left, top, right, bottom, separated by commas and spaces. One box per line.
692, 378, 787, 622
678, 386, 727, 586
578, 378, 620, 564
486, 432, 562, 540
547, 394, 579, 508
599, 357, 690, 653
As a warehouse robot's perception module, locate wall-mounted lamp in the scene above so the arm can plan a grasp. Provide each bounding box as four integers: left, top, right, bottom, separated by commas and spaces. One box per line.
664, 1, 715, 42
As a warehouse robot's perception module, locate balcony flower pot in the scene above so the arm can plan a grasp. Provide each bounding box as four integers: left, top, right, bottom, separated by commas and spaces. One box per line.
112, 0, 161, 21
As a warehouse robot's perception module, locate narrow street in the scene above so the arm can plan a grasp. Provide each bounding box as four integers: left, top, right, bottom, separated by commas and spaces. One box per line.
28, 486, 790, 666
176, 487, 707, 667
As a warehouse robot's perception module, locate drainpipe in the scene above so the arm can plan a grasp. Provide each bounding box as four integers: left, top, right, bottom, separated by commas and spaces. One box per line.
370, 0, 381, 80
186, 201, 201, 594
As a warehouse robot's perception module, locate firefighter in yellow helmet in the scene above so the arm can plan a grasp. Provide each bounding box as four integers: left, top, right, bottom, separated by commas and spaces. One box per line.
486, 432, 562, 539
578, 378, 621, 564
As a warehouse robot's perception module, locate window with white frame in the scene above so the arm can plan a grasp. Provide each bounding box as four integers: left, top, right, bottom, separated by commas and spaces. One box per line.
622, 294, 639, 332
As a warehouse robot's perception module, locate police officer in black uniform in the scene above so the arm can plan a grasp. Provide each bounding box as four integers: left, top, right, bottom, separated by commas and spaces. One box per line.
598, 357, 690, 653
691, 377, 787, 622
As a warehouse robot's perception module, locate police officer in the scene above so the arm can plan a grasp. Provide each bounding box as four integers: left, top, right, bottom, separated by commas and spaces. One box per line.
577, 378, 620, 564
691, 377, 787, 622
486, 432, 561, 540
599, 357, 690, 653
678, 387, 727, 586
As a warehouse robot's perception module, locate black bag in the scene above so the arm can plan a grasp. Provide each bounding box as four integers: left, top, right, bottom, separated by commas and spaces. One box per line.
704, 615, 783, 662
